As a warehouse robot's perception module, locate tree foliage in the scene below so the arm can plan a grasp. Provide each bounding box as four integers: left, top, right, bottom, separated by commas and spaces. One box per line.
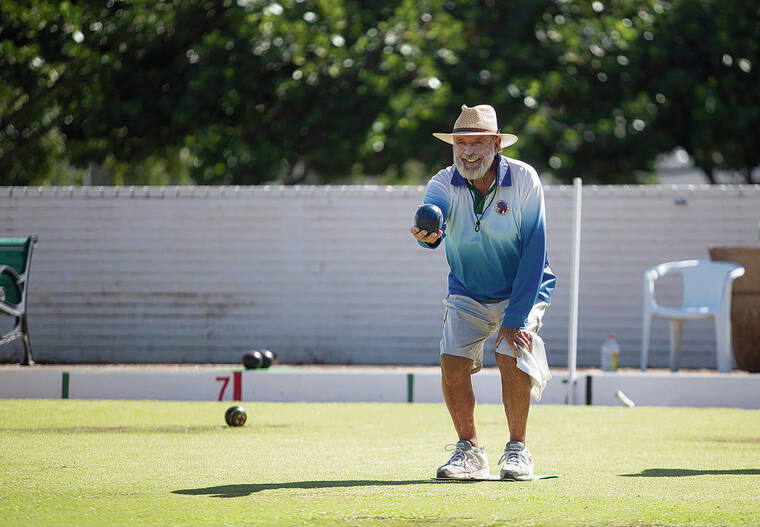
639, 0, 760, 183
1, 0, 758, 186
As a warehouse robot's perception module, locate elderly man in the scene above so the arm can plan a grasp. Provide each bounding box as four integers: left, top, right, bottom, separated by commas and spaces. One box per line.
411, 104, 556, 480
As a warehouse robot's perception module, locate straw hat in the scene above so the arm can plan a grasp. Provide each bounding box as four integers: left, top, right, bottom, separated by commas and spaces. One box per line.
433, 104, 518, 149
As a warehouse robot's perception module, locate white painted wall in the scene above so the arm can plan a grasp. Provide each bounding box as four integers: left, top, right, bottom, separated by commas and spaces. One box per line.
2, 367, 758, 408
591, 372, 760, 409
1, 184, 759, 368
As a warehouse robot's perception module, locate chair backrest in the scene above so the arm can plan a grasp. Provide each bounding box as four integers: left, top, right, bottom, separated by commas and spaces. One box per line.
679, 261, 743, 309
0, 237, 34, 305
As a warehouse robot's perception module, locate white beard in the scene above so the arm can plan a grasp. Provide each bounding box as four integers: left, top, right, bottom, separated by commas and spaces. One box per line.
454, 149, 496, 180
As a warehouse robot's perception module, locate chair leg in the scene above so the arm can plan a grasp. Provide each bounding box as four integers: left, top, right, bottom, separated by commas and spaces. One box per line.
20, 315, 34, 366
715, 316, 731, 373
669, 319, 682, 372
641, 314, 652, 371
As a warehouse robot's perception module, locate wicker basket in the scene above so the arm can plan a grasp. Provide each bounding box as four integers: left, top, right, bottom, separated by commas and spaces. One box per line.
709, 246, 760, 372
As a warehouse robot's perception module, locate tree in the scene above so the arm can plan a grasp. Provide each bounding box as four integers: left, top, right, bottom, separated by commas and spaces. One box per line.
501, 0, 673, 183
2, 0, 466, 184
2, 0, 759, 186
639, 0, 760, 183
0, 1, 87, 184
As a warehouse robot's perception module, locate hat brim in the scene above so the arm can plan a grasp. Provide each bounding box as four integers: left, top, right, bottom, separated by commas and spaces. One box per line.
433, 132, 518, 149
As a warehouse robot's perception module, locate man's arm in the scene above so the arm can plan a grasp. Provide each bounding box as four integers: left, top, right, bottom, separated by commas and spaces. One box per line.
502, 169, 547, 328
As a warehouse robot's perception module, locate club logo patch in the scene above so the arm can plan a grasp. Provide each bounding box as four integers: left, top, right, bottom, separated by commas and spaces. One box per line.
494, 200, 510, 215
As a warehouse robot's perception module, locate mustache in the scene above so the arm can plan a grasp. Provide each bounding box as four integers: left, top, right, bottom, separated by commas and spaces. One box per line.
453, 151, 496, 180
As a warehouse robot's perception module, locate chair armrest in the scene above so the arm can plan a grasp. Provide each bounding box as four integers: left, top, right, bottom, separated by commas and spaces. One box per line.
0, 264, 22, 286
650, 260, 700, 278
0, 265, 24, 310
643, 267, 660, 311
727, 266, 745, 281
0, 263, 21, 276
0, 288, 22, 316
0, 301, 21, 316
720, 265, 746, 315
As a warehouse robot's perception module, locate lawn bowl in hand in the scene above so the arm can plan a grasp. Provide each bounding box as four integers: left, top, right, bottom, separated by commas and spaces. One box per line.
414, 204, 443, 234
242, 350, 263, 369
225, 405, 247, 427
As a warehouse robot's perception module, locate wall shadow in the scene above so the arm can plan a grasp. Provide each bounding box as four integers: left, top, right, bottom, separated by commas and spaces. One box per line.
619, 468, 760, 478
172, 479, 432, 498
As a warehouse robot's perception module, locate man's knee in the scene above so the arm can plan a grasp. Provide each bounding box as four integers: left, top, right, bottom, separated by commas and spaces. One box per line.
441, 354, 474, 385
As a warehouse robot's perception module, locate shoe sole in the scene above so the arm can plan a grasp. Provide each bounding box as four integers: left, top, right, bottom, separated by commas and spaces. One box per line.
500, 471, 533, 481
437, 468, 491, 480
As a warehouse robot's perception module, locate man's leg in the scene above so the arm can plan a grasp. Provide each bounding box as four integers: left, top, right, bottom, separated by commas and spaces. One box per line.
495, 353, 531, 443
436, 295, 493, 478
495, 352, 534, 480
440, 354, 478, 446
436, 353, 489, 479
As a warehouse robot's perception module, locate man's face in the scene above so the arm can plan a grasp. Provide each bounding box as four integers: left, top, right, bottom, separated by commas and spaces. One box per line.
452, 135, 499, 180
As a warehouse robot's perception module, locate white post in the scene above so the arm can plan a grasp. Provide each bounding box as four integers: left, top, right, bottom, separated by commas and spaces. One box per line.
566, 178, 582, 404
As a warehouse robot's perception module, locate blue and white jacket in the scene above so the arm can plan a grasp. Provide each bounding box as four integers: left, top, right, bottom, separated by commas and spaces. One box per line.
420, 154, 556, 328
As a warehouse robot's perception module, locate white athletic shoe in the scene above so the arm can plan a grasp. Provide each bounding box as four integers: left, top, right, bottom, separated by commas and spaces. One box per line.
436, 440, 490, 479
499, 441, 534, 481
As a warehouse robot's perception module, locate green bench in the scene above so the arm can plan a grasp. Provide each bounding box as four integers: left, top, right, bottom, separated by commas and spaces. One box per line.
0, 235, 38, 365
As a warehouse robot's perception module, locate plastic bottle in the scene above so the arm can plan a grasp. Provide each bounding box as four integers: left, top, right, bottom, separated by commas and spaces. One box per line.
600, 334, 620, 371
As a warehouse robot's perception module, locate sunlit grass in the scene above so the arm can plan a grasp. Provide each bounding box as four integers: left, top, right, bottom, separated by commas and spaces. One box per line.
1, 400, 759, 526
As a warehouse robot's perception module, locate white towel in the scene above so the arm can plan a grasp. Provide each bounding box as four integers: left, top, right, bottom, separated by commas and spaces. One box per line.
497, 332, 552, 401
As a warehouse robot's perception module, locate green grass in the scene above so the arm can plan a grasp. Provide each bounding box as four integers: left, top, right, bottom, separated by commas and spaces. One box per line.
1, 400, 759, 526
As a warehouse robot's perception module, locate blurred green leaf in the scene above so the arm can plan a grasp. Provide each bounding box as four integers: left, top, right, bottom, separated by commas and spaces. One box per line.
1, 0, 758, 185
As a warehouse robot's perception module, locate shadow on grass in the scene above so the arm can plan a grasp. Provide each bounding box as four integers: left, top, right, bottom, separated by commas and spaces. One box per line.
0, 426, 228, 434
705, 437, 760, 445
620, 468, 760, 477
173, 480, 432, 498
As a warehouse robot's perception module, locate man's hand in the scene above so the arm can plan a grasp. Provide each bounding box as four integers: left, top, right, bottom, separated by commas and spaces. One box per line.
495, 326, 533, 357
411, 226, 442, 245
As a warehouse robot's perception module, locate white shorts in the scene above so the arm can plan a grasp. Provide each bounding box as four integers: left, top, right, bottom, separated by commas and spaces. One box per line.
440, 295, 548, 374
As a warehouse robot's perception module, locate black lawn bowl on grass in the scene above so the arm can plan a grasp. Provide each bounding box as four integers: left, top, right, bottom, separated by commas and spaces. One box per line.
224, 405, 247, 427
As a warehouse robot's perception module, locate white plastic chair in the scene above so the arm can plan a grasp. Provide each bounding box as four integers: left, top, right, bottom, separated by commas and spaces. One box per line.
641, 260, 745, 373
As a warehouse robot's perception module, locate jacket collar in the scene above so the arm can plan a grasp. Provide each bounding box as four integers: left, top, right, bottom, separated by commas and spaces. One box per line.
451, 154, 511, 187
